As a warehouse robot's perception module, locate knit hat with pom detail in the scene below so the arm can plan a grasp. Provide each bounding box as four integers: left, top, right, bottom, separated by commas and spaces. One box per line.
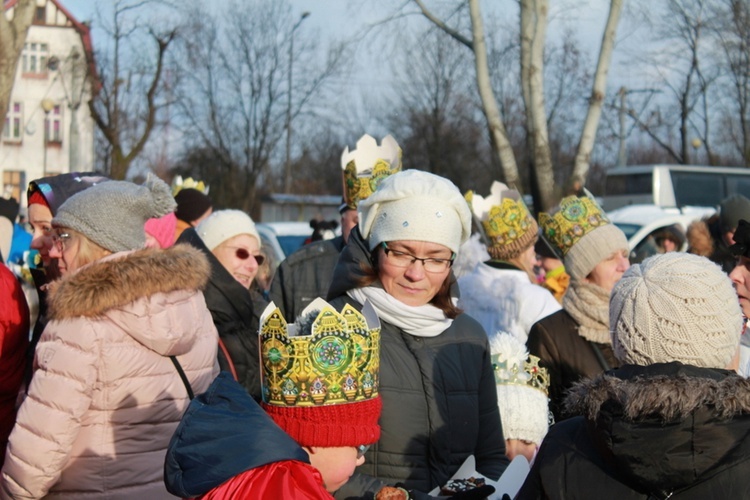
610, 252, 743, 369
53, 176, 177, 253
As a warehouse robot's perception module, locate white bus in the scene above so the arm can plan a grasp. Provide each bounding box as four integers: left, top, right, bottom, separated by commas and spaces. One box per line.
602, 164, 750, 210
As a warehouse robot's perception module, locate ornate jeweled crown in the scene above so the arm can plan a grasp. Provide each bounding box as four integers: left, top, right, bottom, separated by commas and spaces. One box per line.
341, 134, 402, 211
492, 354, 550, 396
538, 194, 611, 258
465, 181, 535, 250
260, 298, 380, 407
171, 175, 209, 196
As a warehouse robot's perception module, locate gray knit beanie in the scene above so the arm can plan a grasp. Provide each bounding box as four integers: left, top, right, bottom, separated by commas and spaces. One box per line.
610, 252, 742, 369
719, 194, 750, 233
53, 176, 176, 253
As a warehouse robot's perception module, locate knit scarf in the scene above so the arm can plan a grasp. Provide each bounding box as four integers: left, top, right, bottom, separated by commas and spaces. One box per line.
347, 286, 454, 337
563, 280, 611, 344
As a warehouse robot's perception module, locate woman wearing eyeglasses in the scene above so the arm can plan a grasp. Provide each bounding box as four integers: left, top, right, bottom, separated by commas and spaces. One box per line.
1, 178, 218, 499
326, 170, 508, 498
177, 209, 268, 401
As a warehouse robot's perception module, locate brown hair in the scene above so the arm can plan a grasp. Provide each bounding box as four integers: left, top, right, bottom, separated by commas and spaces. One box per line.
354, 246, 463, 319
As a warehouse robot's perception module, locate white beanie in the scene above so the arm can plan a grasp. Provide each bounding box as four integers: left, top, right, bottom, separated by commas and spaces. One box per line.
358, 170, 472, 253
196, 209, 261, 251
610, 252, 742, 369
490, 333, 550, 445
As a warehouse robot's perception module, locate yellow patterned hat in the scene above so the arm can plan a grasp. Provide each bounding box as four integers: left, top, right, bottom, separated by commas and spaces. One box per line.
465, 181, 538, 261
538, 194, 628, 280
340, 134, 401, 211
259, 298, 380, 408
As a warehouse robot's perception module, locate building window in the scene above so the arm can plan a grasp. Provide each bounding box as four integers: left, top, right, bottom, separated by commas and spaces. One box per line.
22, 43, 49, 75
34, 6, 45, 23
2, 170, 25, 204
2, 102, 23, 142
45, 105, 63, 143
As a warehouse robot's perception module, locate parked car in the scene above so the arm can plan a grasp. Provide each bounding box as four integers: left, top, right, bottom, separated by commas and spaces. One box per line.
256, 222, 313, 269
607, 204, 716, 264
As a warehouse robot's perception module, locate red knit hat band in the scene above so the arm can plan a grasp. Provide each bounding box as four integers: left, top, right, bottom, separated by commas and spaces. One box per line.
27, 190, 50, 209
262, 396, 382, 448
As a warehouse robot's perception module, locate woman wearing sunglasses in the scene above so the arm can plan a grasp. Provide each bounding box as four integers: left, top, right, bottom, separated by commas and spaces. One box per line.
177, 209, 268, 400
326, 170, 507, 498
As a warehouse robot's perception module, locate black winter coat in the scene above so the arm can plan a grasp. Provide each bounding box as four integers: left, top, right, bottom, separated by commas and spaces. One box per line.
518, 362, 750, 499
270, 236, 344, 319
527, 309, 618, 421
178, 228, 267, 400
327, 228, 508, 498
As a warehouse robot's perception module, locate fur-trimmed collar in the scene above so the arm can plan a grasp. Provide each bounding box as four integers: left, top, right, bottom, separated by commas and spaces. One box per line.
565, 363, 750, 422
47, 244, 210, 320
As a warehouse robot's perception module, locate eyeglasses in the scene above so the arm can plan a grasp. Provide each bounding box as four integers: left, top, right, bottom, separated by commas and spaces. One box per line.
51, 232, 71, 252
228, 247, 265, 266
356, 444, 370, 459
381, 242, 455, 273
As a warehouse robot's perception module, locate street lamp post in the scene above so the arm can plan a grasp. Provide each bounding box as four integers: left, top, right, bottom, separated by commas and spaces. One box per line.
283, 12, 310, 194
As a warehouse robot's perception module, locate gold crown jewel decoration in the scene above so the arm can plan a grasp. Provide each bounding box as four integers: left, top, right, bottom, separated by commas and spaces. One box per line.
260, 298, 381, 407
538, 194, 610, 258
171, 175, 209, 197
492, 354, 550, 396
466, 181, 535, 251
341, 134, 402, 211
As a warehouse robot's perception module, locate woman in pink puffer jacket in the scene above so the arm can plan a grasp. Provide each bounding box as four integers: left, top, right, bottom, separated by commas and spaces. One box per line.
1, 177, 218, 499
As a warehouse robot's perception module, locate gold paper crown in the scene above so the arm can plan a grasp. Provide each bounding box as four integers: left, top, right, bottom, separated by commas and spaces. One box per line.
171, 175, 209, 196
538, 195, 611, 258
465, 182, 536, 251
260, 298, 380, 407
492, 354, 550, 396
341, 134, 402, 211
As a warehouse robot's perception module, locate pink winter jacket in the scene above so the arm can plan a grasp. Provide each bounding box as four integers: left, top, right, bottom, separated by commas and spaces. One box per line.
1, 245, 219, 499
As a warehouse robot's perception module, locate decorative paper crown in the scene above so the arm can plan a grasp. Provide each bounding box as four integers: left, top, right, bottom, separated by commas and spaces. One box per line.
465, 181, 537, 260
538, 193, 611, 259
492, 353, 550, 395
489, 331, 550, 395
171, 175, 209, 196
340, 134, 402, 211
260, 298, 380, 408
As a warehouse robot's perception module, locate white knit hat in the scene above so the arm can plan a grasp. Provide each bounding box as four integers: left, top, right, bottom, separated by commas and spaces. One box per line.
358, 170, 472, 253
196, 210, 261, 251
490, 333, 550, 445
610, 252, 743, 369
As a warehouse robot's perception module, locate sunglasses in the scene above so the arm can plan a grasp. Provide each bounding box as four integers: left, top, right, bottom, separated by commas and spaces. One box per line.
228, 247, 265, 266
356, 444, 370, 459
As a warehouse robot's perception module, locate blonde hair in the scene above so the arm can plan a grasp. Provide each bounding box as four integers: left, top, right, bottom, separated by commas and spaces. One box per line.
63, 228, 111, 269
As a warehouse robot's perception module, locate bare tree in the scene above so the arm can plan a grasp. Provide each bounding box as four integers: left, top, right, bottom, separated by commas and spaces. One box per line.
570, 0, 622, 186
173, 0, 348, 214
712, 0, 750, 166
626, 0, 717, 165
86, 0, 177, 180
410, 0, 622, 210
0, 0, 35, 137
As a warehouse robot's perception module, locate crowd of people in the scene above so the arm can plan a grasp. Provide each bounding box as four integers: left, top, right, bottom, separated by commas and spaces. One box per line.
0, 133, 749, 499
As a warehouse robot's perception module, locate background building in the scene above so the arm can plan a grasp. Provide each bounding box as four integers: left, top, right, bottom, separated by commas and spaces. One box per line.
1, 0, 95, 208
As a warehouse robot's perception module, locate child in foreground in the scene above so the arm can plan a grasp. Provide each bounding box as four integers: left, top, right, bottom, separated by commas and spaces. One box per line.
165, 299, 382, 498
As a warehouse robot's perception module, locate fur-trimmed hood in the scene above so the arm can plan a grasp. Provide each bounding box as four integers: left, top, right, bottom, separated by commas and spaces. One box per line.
47, 244, 210, 320
45, 244, 212, 357
564, 362, 750, 494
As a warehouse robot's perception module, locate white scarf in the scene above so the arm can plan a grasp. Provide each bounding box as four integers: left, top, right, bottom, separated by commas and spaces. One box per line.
347, 286, 454, 337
